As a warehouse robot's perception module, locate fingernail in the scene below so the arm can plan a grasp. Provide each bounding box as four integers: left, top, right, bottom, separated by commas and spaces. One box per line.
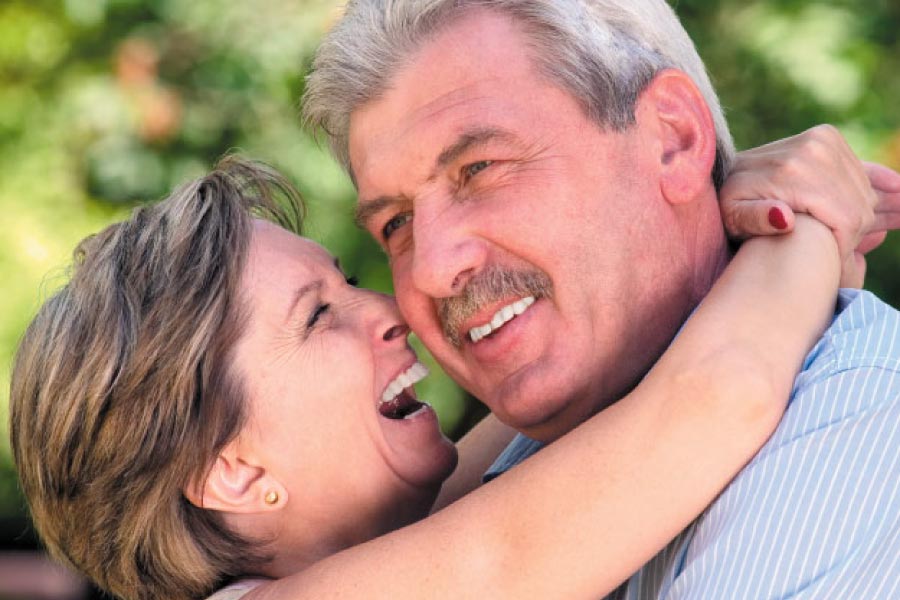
768, 207, 788, 230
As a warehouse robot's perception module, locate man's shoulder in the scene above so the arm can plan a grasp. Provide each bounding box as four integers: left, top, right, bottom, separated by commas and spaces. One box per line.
483, 433, 544, 482
796, 289, 900, 385
760, 289, 900, 451
665, 291, 900, 599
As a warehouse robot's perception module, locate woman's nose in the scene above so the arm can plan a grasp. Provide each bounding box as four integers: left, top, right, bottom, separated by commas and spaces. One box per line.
363, 289, 409, 343
382, 323, 410, 342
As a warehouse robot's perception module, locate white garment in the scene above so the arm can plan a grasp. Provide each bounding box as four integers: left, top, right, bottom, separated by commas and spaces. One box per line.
205, 579, 267, 600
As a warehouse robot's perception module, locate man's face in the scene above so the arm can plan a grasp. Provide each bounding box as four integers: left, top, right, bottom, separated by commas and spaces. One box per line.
348, 9, 691, 441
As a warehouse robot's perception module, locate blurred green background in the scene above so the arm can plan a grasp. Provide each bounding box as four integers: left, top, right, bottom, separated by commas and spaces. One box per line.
0, 0, 898, 564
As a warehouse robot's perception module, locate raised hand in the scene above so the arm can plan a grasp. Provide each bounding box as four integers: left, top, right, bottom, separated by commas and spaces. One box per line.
719, 125, 900, 287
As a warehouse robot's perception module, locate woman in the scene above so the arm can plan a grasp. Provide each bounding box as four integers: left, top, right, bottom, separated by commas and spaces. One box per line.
7, 150, 884, 600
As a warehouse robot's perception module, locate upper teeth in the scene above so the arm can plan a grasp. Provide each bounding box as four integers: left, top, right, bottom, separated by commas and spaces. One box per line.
381, 362, 429, 403
468, 296, 535, 344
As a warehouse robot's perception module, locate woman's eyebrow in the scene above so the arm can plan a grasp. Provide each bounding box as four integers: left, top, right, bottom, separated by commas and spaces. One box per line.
284, 280, 323, 324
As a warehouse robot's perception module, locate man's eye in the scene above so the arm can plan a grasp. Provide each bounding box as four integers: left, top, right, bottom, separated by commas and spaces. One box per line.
306, 303, 330, 329
463, 160, 493, 181
382, 213, 411, 241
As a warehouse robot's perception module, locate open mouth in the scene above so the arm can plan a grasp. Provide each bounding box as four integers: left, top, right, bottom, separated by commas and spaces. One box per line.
379, 362, 429, 420
467, 296, 536, 344
380, 390, 428, 420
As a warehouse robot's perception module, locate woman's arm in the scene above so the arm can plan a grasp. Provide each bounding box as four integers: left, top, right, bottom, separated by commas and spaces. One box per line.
430, 413, 517, 513
250, 217, 839, 600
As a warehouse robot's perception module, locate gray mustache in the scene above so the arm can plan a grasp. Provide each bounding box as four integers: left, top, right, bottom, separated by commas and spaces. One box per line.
438, 266, 553, 347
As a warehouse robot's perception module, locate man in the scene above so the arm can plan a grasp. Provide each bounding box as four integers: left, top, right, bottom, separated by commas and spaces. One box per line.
303, 1, 900, 597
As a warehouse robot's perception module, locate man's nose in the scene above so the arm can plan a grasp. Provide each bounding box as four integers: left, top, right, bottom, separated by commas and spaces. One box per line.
410, 203, 485, 299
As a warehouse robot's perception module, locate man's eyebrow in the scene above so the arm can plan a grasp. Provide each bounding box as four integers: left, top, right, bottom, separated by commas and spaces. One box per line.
354, 194, 403, 231
434, 127, 513, 171
353, 127, 513, 231
285, 280, 323, 324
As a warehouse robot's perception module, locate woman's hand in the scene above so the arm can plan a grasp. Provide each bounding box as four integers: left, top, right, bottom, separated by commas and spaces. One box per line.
718, 125, 900, 288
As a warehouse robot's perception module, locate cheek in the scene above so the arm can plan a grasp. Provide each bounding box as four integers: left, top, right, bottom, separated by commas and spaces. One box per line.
271, 377, 373, 468
393, 267, 436, 329
474, 178, 576, 250
265, 342, 371, 419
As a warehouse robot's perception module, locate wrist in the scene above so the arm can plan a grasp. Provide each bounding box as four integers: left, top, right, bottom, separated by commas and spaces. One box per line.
786, 215, 841, 267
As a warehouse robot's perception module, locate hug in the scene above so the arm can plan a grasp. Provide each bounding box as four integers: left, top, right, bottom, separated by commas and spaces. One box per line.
10, 1, 900, 598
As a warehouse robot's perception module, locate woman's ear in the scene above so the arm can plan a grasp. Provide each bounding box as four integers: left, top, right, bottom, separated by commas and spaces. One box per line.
638, 69, 717, 206
184, 443, 288, 513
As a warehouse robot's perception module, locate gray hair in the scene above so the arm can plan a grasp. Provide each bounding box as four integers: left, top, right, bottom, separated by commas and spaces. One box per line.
303, 0, 735, 189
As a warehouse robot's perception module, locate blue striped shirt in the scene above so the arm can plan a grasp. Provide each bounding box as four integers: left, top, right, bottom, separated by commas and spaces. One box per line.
484, 290, 900, 599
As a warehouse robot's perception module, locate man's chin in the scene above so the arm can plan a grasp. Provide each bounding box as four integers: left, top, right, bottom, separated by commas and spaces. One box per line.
487, 385, 588, 443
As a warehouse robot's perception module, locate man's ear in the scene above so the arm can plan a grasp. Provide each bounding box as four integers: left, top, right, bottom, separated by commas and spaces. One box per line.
184, 443, 288, 513
638, 69, 717, 206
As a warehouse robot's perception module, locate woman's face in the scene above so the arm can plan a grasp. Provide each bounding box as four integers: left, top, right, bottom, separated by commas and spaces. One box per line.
232, 220, 457, 543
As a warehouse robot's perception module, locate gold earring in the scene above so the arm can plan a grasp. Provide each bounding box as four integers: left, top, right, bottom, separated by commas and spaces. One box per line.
264, 490, 279, 506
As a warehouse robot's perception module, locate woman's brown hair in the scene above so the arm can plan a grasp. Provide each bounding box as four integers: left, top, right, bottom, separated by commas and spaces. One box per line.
9, 157, 304, 600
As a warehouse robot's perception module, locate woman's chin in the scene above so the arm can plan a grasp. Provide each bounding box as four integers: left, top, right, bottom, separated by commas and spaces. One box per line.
379, 402, 459, 489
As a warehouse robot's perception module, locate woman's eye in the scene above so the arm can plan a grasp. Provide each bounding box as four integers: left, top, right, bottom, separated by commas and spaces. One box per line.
306, 303, 330, 329
464, 160, 493, 180
382, 213, 411, 241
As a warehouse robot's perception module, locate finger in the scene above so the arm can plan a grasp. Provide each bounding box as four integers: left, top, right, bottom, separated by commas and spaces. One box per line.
719, 168, 772, 211
874, 188, 900, 216
864, 161, 900, 193
721, 199, 796, 241
839, 252, 867, 289
858, 230, 888, 255
871, 210, 900, 234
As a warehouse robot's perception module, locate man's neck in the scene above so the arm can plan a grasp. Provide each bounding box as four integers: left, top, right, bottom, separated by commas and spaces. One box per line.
690, 221, 734, 305
592, 198, 734, 431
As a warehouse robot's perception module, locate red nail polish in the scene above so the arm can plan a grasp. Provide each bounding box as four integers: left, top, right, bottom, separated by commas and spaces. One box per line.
768, 207, 788, 230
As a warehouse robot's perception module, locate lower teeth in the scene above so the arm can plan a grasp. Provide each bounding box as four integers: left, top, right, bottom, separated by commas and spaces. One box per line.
380, 390, 427, 420
393, 401, 425, 419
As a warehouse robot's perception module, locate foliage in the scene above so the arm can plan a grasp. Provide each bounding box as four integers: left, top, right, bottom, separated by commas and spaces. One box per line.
1, 0, 898, 523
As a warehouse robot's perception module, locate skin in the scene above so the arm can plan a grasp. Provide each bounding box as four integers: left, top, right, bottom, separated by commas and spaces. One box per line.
348, 8, 900, 444
190, 8, 900, 598
208, 215, 845, 599
349, 9, 730, 441
193, 221, 457, 575
186, 146, 897, 596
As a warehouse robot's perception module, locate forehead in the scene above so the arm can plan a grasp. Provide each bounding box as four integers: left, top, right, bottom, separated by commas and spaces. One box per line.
245, 220, 333, 283
347, 8, 556, 189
